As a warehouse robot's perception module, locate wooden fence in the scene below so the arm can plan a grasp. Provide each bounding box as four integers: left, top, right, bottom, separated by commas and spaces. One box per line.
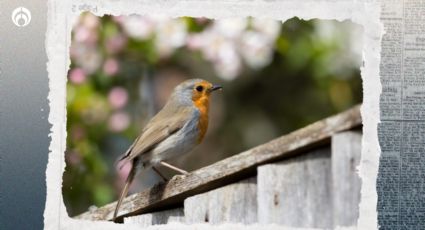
76, 105, 362, 229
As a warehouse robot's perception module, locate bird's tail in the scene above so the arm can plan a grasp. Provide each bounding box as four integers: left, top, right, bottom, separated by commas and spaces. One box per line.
113, 159, 137, 222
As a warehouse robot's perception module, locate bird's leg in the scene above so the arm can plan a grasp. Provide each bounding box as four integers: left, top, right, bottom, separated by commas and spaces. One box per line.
159, 161, 189, 175
152, 166, 168, 182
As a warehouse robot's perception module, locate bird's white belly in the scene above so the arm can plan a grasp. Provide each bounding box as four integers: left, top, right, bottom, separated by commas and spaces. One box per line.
147, 115, 200, 165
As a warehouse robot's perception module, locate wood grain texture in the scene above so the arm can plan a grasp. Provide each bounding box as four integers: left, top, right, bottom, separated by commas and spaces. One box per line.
184, 177, 257, 224
75, 105, 361, 222
123, 208, 184, 227
331, 131, 362, 227
257, 147, 332, 228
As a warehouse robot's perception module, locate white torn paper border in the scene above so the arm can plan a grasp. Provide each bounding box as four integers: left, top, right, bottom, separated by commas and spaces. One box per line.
44, 0, 383, 229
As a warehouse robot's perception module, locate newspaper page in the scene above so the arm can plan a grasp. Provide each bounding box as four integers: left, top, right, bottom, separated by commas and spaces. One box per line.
378, 0, 425, 228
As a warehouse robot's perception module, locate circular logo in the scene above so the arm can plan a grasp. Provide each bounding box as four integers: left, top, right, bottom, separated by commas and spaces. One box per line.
12, 7, 31, 27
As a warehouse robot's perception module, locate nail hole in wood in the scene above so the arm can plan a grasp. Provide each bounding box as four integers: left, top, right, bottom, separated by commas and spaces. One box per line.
274, 193, 279, 206
204, 212, 209, 222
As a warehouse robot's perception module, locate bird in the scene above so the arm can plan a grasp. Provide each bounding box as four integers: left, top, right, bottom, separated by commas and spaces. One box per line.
113, 78, 222, 221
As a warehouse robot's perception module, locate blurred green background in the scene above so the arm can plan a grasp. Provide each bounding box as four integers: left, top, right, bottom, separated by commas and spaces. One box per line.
64, 13, 363, 216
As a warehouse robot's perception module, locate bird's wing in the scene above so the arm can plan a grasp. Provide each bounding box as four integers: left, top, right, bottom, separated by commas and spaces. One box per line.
118, 106, 194, 163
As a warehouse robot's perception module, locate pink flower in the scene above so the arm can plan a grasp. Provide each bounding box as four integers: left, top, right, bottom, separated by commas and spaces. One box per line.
82, 13, 100, 29
186, 34, 204, 50
213, 18, 247, 39
103, 58, 119, 76
121, 15, 155, 40
108, 87, 128, 109
155, 18, 187, 57
67, 150, 82, 166
69, 68, 86, 84
251, 18, 281, 40
240, 31, 274, 69
73, 25, 98, 44
71, 125, 86, 141
74, 26, 90, 42
74, 47, 102, 74
108, 112, 130, 132
105, 34, 127, 54
214, 51, 242, 81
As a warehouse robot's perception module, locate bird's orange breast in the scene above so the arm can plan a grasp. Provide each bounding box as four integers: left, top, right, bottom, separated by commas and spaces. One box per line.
193, 95, 209, 143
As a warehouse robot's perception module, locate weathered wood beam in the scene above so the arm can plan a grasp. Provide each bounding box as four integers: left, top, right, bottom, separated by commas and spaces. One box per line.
184, 177, 257, 224
124, 208, 184, 226
257, 147, 332, 228
75, 105, 361, 222
331, 131, 362, 227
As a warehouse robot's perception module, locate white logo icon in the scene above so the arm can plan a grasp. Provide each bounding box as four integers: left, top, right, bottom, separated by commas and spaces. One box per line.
12, 7, 31, 27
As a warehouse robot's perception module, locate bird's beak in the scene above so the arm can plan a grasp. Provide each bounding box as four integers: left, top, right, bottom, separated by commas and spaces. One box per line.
210, 84, 223, 92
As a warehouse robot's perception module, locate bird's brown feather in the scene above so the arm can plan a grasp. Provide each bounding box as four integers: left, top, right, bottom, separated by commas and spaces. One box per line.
119, 105, 194, 163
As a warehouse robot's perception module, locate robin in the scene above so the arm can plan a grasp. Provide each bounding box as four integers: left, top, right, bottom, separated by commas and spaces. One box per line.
113, 78, 222, 220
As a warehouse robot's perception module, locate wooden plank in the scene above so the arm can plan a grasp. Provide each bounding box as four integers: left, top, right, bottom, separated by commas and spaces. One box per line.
184, 177, 257, 224
331, 131, 362, 227
75, 105, 361, 222
257, 147, 332, 228
123, 208, 184, 227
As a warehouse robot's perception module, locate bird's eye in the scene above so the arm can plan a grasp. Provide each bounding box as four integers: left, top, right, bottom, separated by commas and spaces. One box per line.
195, 85, 204, 92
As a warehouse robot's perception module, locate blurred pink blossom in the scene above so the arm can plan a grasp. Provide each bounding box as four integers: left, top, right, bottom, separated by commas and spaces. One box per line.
69, 42, 84, 59
155, 18, 187, 57
70, 16, 282, 82
69, 68, 86, 84
82, 13, 100, 29
105, 34, 127, 54
103, 58, 119, 76
213, 18, 247, 39
196, 31, 242, 79
199, 31, 229, 61
72, 14, 99, 44
70, 125, 86, 141
214, 51, 242, 81
120, 15, 155, 40
74, 27, 91, 42
251, 18, 281, 40
108, 87, 128, 109
67, 150, 82, 166
186, 34, 204, 50
108, 112, 130, 132
240, 31, 274, 69
71, 43, 102, 74
183, 17, 281, 80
